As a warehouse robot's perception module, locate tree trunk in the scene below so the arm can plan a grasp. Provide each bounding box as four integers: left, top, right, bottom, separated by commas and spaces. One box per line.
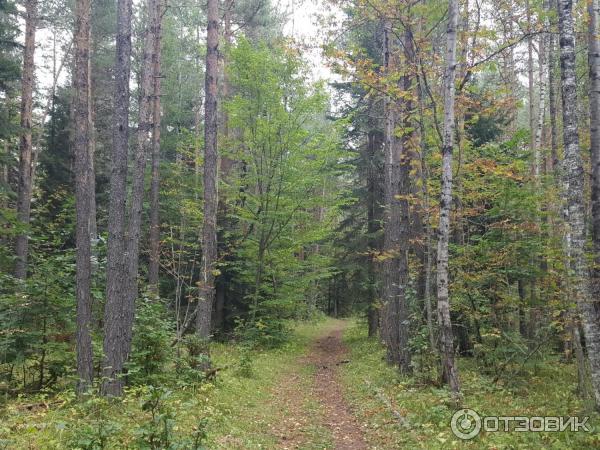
381, 21, 411, 373
555, 0, 600, 410
548, 5, 560, 175
102, 0, 133, 397
87, 44, 97, 247
534, 24, 547, 174
73, 0, 94, 395
416, 72, 436, 351
219, 0, 234, 177
119, 0, 163, 373
196, 0, 219, 338
366, 130, 381, 337
526, 0, 538, 176
148, 0, 164, 292
585, 0, 600, 410
437, 0, 461, 397
14, 0, 37, 279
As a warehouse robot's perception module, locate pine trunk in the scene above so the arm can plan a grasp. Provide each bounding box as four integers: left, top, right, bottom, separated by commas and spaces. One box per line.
73, 0, 94, 394
14, 0, 37, 279
119, 0, 163, 372
102, 0, 133, 397
196, 0, 219, 338
437, 0, 461, 396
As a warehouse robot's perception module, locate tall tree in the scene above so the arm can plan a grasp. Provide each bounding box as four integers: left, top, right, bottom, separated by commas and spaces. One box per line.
14, 0, 37, 279
73, 0, 94, 394
196, 0, 219, 338
436, 0, 461, 396
148, 0, 164, 292
124, 0, 162, 320
102, 0, 133, 397
381, 20, 410, 372
366, 127, 382, 337
526, 0, 539, 176
585, 0, 600, 409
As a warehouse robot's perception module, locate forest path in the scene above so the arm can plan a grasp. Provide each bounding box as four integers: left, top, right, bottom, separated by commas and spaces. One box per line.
270, 320, 369, 449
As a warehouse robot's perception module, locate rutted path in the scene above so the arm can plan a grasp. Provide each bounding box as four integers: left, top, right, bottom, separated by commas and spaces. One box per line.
270, 320, 368, 449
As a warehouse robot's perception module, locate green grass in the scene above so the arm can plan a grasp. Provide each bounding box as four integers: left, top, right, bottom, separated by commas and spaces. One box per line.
0, 320, 332, 449
339, 320, 600, 449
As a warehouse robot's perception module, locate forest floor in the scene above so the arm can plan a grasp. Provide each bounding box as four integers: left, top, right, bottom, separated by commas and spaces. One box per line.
2, 318, 600, 449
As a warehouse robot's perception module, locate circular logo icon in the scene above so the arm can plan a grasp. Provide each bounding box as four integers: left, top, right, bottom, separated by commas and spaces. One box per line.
451, 408, 481, 440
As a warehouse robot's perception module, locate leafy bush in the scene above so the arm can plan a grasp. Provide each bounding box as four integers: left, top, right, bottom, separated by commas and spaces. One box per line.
128, 297, 174, 386
135, 386, 207, 449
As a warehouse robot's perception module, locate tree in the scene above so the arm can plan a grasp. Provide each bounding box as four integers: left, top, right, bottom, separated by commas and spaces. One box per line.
381, 19, 411, 373
73, 0, 94, 394
584, 0, 600, 410
124, 0, 163, 330
436, 0, 461, 397
102, 0, 133, 397
14, 0, 37, 279
196, 0, 219, 338
555, 0, 600, 409
148, 0, 164, 291
0, 0, 20, 142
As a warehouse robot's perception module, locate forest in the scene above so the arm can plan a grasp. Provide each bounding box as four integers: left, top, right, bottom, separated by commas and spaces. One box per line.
1, 0, 600, 447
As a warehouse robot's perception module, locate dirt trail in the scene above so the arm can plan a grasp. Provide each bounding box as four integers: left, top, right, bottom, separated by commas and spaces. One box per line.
271, 321, 368, 449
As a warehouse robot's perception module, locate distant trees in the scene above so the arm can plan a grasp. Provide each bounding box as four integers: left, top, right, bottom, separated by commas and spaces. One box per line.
323, 0, 600, 404
7, 0, 600, 414
224, 40, 343, 341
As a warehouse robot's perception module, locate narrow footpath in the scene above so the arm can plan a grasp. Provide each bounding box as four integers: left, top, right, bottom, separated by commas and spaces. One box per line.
270, 320, 369, 449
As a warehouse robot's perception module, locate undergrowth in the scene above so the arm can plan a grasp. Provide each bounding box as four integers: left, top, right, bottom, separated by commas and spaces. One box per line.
339, 320, 600, 449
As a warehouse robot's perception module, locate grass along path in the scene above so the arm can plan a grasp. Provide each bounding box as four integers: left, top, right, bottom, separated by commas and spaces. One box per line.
0, 319, 365, 449
338, 320, 600, 449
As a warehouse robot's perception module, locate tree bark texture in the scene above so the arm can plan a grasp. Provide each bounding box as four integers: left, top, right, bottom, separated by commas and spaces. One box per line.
148, 0, 164, 292
437, 0, 461, 396
585, 0, 600, 410
196, 0, 219, 338
14, 0, 37, 279
102, 0, 133, 397
381, 20, 411, 373
73, 0, 94, 394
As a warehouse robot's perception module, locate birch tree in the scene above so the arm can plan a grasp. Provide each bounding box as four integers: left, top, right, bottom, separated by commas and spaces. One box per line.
436, 0, 460, 397
554, 0, 600, 410
585, 0, 600, 410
